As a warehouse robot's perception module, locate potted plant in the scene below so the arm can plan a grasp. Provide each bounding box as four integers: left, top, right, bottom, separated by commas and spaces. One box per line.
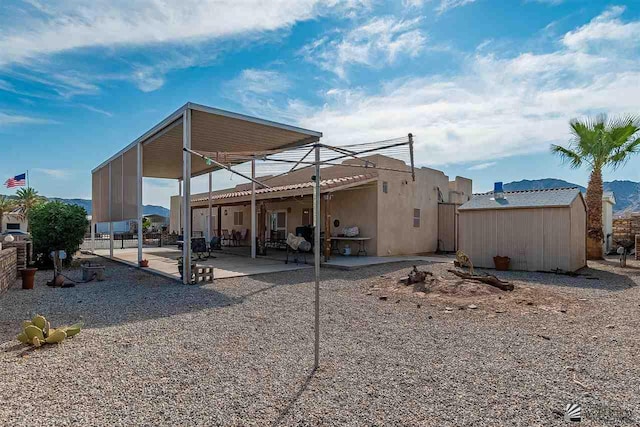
139, 259, 149, 268
20, 267, 38, 289
493, 256, 510, 271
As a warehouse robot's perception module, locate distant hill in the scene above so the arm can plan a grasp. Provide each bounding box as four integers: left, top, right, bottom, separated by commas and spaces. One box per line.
502, 179, 640, 213
1, 195, 169, 217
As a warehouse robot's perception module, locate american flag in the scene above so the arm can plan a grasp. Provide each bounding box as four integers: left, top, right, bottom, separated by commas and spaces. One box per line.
4, 173, 26, 188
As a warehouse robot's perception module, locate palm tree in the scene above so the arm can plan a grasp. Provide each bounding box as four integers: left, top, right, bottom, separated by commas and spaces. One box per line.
552, 114, 640, 260
15, 187, 45, 230
0, 195, 16, 232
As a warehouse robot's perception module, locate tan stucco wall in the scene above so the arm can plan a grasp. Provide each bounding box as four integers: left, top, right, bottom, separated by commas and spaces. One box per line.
328, 185, 378, 255
375, 157, 451, 256
602, 198, 614, 253
1, 214, 27, 233
168, 155, 472, 256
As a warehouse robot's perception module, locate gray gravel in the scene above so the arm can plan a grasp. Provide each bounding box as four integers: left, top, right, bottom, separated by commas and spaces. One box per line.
1, 255, 639, 426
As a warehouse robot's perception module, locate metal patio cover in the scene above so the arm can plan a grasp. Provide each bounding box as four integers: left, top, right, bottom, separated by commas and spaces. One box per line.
91, 102, 322, 223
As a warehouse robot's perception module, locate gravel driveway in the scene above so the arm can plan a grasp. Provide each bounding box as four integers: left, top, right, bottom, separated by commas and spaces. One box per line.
1, 255, 639, 426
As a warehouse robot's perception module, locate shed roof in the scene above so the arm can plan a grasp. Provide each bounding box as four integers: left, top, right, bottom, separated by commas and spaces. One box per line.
459, 187, 582, 211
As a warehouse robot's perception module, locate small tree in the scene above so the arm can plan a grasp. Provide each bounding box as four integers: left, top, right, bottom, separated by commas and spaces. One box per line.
15, 187, 45, 231
552, 115, 640, 259
29, 201, 88, 266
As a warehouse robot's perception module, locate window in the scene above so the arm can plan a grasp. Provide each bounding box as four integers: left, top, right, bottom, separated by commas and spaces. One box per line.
302, 208, 313, 226
6, 223, 20, 230
382, 181, 388, 193
413, 209, 420, 228
233, 211, 243, 226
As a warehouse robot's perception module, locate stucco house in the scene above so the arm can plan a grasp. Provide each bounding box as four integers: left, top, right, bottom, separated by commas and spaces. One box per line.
602, 191, 616, 254
1, 212, 27, 234
170, 155, 472, 257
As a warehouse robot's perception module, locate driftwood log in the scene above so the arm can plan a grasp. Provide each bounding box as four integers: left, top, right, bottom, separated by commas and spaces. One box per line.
447, 269, 514, 291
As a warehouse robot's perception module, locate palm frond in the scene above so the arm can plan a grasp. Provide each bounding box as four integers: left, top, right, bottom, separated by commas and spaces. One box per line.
551, 144, 584, 169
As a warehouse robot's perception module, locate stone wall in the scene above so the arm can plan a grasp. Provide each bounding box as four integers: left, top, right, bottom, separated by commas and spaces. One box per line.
0, 247, 17, 294
612, 214, 640, 248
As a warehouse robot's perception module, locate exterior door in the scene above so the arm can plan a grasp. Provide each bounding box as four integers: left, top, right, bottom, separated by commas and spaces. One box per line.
268, 211, 287, 241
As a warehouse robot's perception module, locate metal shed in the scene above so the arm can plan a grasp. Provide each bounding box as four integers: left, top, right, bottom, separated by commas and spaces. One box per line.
458, 187, 587, 272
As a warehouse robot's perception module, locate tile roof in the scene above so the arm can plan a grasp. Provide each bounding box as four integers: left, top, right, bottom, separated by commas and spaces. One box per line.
459, 187, 582, 210
191, 173, 377, 203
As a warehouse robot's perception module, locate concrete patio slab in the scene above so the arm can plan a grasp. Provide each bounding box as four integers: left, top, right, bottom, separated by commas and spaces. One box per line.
93, 247, 311, 280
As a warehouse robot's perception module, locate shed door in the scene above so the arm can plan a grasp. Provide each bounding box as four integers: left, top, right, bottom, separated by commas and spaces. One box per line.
438, 203, 458, 252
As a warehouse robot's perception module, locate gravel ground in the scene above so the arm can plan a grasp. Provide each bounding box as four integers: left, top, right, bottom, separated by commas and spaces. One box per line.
1, 255, 639, 426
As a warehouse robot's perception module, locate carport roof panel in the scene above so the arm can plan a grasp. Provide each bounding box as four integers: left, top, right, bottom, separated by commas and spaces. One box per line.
92, 103, 322, 179
459, 187, 582, 211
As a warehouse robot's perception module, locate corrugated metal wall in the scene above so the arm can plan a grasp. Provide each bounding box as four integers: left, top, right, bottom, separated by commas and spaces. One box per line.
91, 145, 139, 223
459, 201, 586, 272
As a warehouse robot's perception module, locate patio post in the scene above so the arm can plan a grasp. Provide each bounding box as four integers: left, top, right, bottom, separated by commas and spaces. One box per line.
251, 159, 256, 258
208, 172, 213, 241
137, 141, 143, 264
313, 144, 321, 369
182, 108, 192, 284
109, 162, 113, 258
90, 219, 95, 253
109, 222, 113, 258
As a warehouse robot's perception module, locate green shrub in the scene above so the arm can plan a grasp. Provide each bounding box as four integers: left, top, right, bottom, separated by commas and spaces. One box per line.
29, 201, 88, 266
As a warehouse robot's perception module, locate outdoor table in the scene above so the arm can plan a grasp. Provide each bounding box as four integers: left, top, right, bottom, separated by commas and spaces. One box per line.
330, 236, 371, 257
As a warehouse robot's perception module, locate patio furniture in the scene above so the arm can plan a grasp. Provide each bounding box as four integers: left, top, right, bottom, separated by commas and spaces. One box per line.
209, 236, 221, 255
285, 233, 311, 265
221, 229, 231, 246
239, 228, 248, 245
330, 236, 371, 257
191, 237, 208, 260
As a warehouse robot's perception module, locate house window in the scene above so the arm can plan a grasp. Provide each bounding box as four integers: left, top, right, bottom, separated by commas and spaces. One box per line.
233, 211, 243, 226
413, 209, 420, 228
6, 223, 20, 230
302, 208, 313, 226
382, 181, 388, 193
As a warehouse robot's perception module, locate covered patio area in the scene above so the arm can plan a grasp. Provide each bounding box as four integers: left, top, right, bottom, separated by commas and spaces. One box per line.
93, 247, 310, 279
91, 102, 322, 285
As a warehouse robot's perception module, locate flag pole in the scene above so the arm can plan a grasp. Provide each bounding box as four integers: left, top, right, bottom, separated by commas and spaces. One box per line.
26, 170, 30, 189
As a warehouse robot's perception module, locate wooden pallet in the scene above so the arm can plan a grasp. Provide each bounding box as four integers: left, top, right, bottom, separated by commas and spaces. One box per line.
193, 266, 214, 284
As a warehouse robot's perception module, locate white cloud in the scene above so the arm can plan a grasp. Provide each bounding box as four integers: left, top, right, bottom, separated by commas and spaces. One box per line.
0, 1, 370, 67
228, 69, 291, 95
563, 6, 640, 51
301, 16, 427, 78
33, 168, 71, 179
0, 112, 58, 126
468, 162, 496, 170
78, 104, 113, 117
435, 0, 477, 14
288, 7, 640, 167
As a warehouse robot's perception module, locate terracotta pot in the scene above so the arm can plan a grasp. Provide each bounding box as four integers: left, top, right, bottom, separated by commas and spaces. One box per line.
139, 259, 149, 268
493, 256, 510, 271
20, 268, 38, 290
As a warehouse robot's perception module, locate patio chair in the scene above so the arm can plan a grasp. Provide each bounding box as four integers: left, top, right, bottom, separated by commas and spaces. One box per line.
209, 236, 221, 256
221, 229, 231, 246
239, 228, 248, 245
191, 237, 208, 260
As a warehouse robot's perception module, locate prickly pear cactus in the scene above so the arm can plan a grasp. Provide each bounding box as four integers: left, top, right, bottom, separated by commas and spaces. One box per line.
16, 315, 83, 348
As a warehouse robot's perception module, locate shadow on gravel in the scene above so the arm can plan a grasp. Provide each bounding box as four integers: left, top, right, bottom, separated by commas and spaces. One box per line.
271, 368, 317, 427
0, 256, 241, 342
473, 265, 637, 292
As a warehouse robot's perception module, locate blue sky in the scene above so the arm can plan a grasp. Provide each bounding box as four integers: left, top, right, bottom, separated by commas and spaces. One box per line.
0, 0, 639, 207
